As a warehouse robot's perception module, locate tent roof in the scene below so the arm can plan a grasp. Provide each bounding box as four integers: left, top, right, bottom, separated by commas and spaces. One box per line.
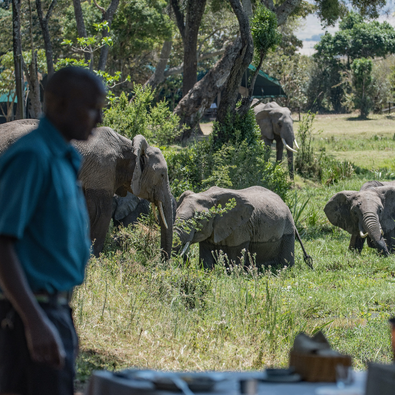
0, 92, 17, 103
242, 65, 286, 98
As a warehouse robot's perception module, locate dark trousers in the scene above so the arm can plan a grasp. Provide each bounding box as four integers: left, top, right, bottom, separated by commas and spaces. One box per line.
0, 300, 78, 395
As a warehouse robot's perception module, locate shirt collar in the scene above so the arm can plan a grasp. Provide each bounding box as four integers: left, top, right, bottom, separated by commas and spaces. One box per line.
38, 116, 82, 173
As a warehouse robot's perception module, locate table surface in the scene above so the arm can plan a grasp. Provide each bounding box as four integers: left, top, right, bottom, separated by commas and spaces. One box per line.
85, 370, 366, 395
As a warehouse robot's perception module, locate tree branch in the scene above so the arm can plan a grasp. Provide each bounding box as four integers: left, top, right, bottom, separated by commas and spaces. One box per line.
170, 0, 185, 40
274, 0, 302, 26
93, 0, 105, 15
164, 47, 226, 77
45, 0, 57, 20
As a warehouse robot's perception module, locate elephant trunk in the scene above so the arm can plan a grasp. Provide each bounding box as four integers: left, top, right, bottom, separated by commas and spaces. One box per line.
158, 193, 173, 261
362, 213, 388, 256
287, 149, 294, 180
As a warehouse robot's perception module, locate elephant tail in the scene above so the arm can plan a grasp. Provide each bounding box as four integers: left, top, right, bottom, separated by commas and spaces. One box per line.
295, 228, 313, 269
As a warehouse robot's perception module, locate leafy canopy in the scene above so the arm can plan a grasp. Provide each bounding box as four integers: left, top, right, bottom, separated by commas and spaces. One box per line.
315, 12, 395, 62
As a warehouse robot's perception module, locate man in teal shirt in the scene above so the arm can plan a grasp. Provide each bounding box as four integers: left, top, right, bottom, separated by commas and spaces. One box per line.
0, 67, 106, 395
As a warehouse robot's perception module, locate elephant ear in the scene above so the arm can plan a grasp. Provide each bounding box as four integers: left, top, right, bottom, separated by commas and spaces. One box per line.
113, 192, 140, 221
177, 190, 195, 208
254, 106, 274, 140
212, 193, 254, 244
324, 191, 356, 234
378, 187, 395, 231
131, 135, 148, 196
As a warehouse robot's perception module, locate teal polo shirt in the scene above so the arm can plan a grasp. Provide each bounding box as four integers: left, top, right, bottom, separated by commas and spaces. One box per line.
0, 117, 91, 293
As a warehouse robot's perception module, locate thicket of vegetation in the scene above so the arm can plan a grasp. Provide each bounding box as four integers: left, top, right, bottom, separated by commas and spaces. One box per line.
2, 0, 395, 387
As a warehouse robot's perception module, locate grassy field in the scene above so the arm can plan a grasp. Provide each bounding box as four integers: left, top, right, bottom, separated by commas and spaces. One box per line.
74, 114, 395, 386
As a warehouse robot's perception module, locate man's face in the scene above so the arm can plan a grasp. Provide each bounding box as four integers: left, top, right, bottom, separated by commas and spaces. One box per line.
63, 87, 106, 141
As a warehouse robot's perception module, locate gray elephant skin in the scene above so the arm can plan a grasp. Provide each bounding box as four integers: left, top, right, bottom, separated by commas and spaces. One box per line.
324, 186, 395, 255
253, 101, 298, 179
0, 119, 173, 258
174, 186, 311, 268
112, 191, 177, 228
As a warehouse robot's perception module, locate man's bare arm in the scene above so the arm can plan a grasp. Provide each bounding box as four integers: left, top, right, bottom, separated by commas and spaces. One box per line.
0, 235, 65, 368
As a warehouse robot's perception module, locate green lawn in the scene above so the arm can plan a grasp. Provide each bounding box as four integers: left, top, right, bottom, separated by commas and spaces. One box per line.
74, 115, 395, 386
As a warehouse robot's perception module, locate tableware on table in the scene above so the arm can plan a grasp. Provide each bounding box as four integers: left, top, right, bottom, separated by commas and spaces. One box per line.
290, 332, 352, 382
315, 388, 363, 395
239, 379, 257, 395
131, 370, 226, 392
335, 365, 353, 389
262, 368, 302, 383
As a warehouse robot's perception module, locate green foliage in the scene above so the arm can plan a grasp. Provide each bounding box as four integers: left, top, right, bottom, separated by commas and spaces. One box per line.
295, 112, 354, 183
111, 0, 172, 60
251, 4, 281, 62
165, 120, 290, 202
310, 12, 395, 113
102, 85, 182, 145
212, 107, 261, 149
351, 57, 373, 118
261, 49, 312, 110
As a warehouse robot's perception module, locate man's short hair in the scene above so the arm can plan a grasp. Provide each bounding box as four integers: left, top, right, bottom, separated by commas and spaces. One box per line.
45, 67, 106, 99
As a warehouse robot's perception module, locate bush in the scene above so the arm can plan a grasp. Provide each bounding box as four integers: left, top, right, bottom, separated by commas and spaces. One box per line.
164, 108, 290, 202
102, 85, 182, 145
295, 112, 354, 184
351, 58, 374, 118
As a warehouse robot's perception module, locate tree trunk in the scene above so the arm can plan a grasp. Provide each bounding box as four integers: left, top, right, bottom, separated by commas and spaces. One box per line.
215, 0, 253, 139
144, 40, 172, 90
182, 0, 207, 97
174, 38, 244, 141
171, 0, 300, 138
96, 0, 120, 71
72, 0, 91, 64
25, 0, 41, 118
35, 0, 57, 77
24, 52, 42, 118
12, 0, 24, 119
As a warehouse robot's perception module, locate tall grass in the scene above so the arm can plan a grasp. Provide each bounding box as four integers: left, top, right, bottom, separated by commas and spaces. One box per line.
74, 178, 395, 384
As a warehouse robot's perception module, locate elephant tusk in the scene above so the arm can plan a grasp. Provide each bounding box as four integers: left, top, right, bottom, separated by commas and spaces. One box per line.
151, 203, 158, 223
381, 227, 384, 236
294, 139, 300, 149
282, 138, 297, 153
180, 241, 190, 257
158, 201, 168, 230
359, 230, 369, 239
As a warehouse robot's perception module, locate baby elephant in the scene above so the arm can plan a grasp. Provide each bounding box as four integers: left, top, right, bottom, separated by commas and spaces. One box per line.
324, 186, 395, 255
174, 186, 312, 269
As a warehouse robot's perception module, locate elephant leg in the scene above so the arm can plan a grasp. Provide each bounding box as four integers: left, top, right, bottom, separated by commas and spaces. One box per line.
384, 229, 395, 253
349, 234, 365, 253
262, 138, 273, 161
199, 241, 216, 269
287, 150, 294, 180
277, 233, 295, 268
276, 138, 284, 163
84, 189, 113, 256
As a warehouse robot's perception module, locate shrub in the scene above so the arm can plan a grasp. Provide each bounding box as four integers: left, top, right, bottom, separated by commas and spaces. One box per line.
102, 85, 182, 145
351, 58, 374, 118
164, 109, 290, 202
295, 112, 354, 184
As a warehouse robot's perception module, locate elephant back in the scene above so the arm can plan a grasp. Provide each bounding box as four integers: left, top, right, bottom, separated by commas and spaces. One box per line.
0, 119, 39, 155
226, 186, 295, 243
74, 127, 133, 192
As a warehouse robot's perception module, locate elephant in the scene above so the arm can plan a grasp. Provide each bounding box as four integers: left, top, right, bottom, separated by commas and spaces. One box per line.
174, 186, 312, 269
253, 101, 298, 179
112, 191, 177, 228
360, 180, 395, 191
0, 120, 174, 258
112, 192, 151, 228
324, 186, 395, 255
